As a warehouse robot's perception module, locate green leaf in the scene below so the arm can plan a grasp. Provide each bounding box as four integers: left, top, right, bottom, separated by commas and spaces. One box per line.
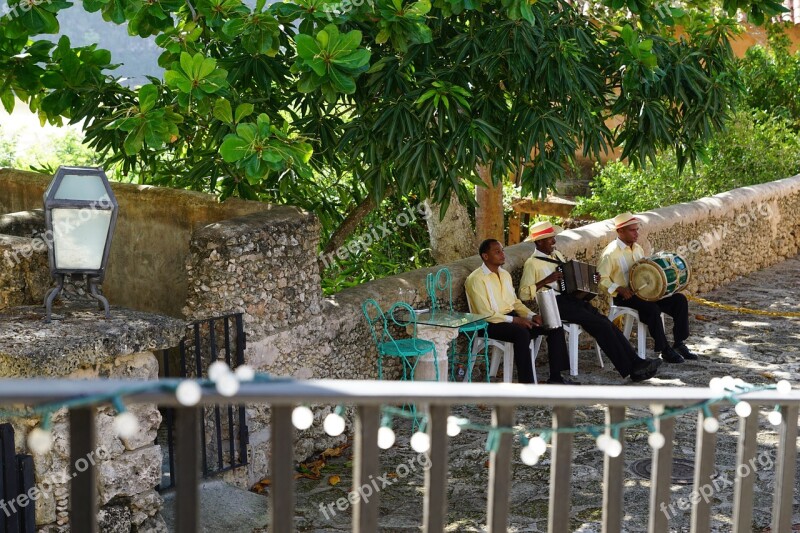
235, 103, 255, 123
213, 98, 233, 124
138, 84, 159, 113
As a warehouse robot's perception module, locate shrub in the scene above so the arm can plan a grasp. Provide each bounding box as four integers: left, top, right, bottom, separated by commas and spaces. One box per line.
573, 108, 800, 219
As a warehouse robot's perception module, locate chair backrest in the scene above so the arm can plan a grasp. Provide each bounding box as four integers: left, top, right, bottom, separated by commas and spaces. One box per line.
426, 267, 453, 312
362, 298, 390, 347
363, 300, 430, 354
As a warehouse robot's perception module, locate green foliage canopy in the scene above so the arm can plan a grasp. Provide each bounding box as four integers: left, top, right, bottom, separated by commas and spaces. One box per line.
0, 0, 786, 221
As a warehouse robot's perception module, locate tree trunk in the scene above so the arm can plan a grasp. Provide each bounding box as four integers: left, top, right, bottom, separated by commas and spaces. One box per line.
425, 192, 476, 264
475, 164, 505, 244
320, 194, 379, 264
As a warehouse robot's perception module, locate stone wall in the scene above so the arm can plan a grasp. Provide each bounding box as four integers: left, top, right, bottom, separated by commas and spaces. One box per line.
0, 306, 185, 531
0, 169, 271, 317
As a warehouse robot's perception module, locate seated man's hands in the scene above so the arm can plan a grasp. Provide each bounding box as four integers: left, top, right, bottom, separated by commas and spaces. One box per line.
512, 316, 535, 329
617, 287, 634, 300
543, 271, 563, 285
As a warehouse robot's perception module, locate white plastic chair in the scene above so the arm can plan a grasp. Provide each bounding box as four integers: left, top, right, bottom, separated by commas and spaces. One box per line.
563, 322, 604, 377
608, 304, 665, 359
471, 336, 543, 384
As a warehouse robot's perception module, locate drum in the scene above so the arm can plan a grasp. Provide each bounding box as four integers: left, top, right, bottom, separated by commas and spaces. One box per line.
629, 252, 691, 301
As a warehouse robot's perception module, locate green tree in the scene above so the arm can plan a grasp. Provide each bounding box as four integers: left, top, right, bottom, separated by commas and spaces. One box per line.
0, 0, 786, 254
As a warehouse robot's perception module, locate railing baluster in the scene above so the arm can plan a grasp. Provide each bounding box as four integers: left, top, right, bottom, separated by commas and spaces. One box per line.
690, 405, 718, 532
69, 407, 97, 533
423, 404, 449, 533
771, 404, 799, 533
271, 406, 294, 533
353, 405, 380, 532
731, 405, 759, 533
549, 406, 575, 533
602, 406, 625, 533
487, 405, 514, 532
175, 407, 200, 532
648, 415, 675, 533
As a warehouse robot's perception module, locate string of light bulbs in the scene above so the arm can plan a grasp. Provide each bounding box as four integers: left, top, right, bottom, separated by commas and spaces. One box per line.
0, 365, 793, 467
295, 376, 794, 466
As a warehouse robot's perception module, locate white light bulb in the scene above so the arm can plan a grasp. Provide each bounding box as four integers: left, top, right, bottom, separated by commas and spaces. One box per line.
377, 426, 396, 449
410, 431, 431, 453
216, 372, 240, 397
323, 413, 345, 436
605, 439, 622, 458
732, 378, 746, 388
650, 404, 665, 416
709, 377, 724, 394
648, 432, 666, 450
703, 417, 719, 433
596, 434, 611, 452
291, 406, 314, 430
528, 436, 547, 456
27, 428, 53, 455
446, 416, 462, 437
776, 380, 792, 395
176, 381, 202, 406
208, 361, 231, 382
234, 365, 255, 382
114, 412, 140, 439
767, 410, 783, 426
720, 376, 736, 390
520, 445, 541, 466
734, 401, 752, 418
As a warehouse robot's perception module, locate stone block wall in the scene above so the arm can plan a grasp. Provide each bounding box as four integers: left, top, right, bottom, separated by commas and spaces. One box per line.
0, 306, 185, 531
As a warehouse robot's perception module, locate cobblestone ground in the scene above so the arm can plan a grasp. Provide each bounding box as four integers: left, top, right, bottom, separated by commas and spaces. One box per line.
283, 256, 800, 533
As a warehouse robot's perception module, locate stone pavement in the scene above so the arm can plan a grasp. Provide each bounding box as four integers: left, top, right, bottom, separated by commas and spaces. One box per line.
245, 255, 800, 532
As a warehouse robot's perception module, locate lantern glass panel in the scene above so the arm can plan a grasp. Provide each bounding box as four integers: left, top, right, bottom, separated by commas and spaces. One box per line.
53, 174, 110, 203
52, 208, 113, 270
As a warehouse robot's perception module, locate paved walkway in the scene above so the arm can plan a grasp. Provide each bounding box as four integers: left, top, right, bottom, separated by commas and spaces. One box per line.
254, 256, 800, 532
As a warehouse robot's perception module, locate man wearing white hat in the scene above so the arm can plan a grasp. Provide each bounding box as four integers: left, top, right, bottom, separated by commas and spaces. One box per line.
465, 238, 574, 384
597, 212, 696, 363
519, 221, 661, 382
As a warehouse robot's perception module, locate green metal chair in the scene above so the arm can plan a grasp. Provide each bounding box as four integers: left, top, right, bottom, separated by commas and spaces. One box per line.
425, 267, 490, 382
362, 299, 439, 382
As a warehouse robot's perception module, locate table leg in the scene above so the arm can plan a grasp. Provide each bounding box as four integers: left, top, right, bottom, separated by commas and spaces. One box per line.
410, 324, 458, 382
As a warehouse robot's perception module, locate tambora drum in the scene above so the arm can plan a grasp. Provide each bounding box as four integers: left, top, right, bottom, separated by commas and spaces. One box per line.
629, 252, 691, 301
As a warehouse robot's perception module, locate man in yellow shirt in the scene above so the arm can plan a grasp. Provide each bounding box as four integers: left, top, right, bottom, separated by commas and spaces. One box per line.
597, 213, 697, 363
519, 221, 661, 382
465, 239, 573, 384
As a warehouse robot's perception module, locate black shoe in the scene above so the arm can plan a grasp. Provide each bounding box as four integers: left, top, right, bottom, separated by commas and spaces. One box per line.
674, 342, 698, 360
631, 358, 662, 378
546, 376, 581, 385
660, 346, 685, 364
631, 367, 657, 382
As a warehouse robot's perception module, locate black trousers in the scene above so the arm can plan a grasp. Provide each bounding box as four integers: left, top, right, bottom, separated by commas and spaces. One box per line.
556, 295, 639, 378
486, 315, 569, 384
613, 293, 689, 352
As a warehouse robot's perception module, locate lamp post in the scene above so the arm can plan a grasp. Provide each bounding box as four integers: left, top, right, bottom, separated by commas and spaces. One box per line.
42, 166, 119, 322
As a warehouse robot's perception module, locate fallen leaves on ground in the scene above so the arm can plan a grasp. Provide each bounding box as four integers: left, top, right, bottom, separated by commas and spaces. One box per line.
694, 314, 715, 321
250, 442, 352, 493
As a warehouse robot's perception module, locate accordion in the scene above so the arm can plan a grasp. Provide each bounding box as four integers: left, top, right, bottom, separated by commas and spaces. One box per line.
556, 260, 599, 301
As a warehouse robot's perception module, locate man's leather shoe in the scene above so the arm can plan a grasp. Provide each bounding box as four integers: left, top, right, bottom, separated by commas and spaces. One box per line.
546, 376, 580, 385
631, 358, 662, 378
674, 343, 698, 360
631, 367, 657, 382
660, 346, 685, 363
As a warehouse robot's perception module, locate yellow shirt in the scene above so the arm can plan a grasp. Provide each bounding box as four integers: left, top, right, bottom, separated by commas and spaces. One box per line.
519, 249, 567, 301
597, 238, 645, 297
465, 263, 534, 324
